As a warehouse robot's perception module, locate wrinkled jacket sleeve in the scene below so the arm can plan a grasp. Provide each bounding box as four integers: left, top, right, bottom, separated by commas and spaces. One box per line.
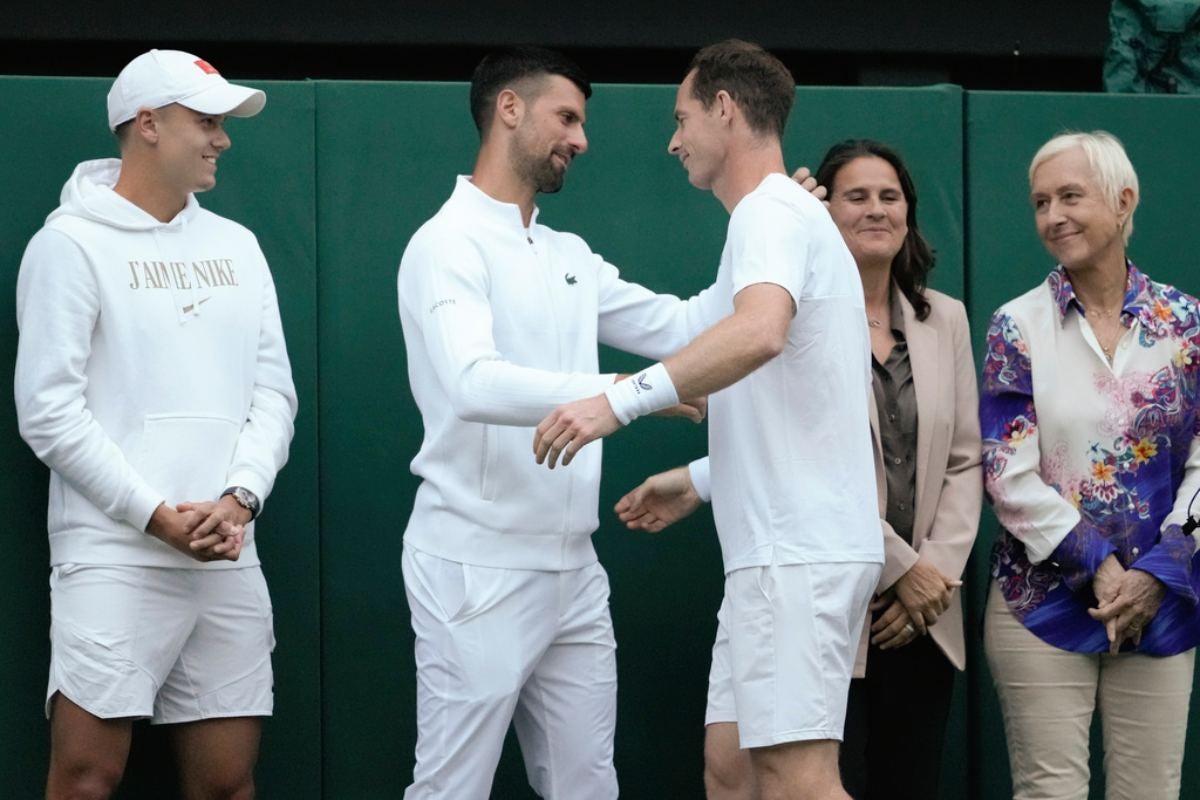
595, 257, 726, 359
398, 234, 614, 426
915, 300, 983, 585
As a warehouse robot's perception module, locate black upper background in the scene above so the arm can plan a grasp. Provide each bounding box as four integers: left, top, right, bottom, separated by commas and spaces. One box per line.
3, 1, 1107, 89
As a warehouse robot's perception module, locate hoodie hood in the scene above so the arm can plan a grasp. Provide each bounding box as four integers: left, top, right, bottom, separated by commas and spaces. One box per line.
47, 158, 206, 325
47, 158, 200, 231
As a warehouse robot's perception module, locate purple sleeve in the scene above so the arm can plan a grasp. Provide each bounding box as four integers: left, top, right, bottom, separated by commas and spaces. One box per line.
1050, 521, 1119, 592
980, 310, 1036, 474
1132, 524, 1199, 604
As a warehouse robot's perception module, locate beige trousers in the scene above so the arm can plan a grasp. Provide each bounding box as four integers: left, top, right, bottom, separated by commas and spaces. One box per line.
984, 582, 1194, 800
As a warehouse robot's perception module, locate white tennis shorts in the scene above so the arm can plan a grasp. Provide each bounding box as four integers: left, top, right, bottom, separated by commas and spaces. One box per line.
705, 561, 879, 748
46, 564, 275, 724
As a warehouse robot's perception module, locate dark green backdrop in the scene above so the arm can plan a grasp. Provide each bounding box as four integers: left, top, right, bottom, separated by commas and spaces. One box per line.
0, 76, 1195, 798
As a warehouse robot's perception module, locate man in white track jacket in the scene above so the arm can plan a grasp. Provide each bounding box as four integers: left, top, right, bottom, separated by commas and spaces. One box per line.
397, 47, 715, 799
14, 49, 297, 799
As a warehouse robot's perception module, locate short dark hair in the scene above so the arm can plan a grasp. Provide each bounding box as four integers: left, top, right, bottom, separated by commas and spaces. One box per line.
815, 139, 936, 321
469, 46, 592, 137
687, 40, 794, 138
114, 119, 133, 146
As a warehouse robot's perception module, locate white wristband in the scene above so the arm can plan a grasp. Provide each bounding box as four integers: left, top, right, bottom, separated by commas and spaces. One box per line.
604, 363, 679, 425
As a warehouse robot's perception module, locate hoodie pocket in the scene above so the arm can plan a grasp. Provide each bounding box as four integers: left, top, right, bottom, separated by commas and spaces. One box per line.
133, 414, 241, 505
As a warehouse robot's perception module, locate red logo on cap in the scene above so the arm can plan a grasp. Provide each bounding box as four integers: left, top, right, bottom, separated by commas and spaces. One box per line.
194, 59, 220, 75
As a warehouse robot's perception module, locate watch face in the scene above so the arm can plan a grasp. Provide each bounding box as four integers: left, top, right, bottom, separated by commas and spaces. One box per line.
232, 487, 260, 516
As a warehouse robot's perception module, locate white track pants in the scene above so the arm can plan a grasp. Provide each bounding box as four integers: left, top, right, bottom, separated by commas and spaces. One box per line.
402, 545, 618, 800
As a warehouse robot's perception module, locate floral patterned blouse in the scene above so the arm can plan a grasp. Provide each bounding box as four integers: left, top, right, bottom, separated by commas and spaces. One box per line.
981, 263, 1200, 654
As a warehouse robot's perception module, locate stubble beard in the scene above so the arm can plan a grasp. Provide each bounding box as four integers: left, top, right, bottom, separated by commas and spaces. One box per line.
510, 128, 567, 195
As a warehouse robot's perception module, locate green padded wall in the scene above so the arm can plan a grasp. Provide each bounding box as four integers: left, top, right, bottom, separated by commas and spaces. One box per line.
965, 90, 1200, 800
0, 77, 321, 798
314, 81, 965, 798
0, 77, 103, 800
20, 76, 1200, 800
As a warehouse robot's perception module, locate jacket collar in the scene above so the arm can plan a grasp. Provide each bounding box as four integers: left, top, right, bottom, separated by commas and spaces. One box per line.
451, 175, 540, 230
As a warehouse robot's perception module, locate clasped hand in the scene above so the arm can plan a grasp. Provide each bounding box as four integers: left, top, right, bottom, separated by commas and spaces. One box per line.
871, 559, 961, 649
1088, 554, 1166, 653
146, 496, 249, 562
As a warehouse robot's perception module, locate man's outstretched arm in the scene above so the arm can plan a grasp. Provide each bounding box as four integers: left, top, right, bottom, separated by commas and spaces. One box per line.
533, 282, 792, 468
615, 459, 711, 532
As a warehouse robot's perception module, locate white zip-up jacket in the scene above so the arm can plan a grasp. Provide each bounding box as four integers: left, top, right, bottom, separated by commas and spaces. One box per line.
14, 159, 298, 569
398, 176, 715, 570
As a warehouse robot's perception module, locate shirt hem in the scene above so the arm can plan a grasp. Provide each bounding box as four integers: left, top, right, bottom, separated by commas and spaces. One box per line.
404, 527, 598, 571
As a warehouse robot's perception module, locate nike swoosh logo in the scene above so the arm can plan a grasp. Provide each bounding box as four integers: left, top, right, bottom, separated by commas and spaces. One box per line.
182, 296, 212, 314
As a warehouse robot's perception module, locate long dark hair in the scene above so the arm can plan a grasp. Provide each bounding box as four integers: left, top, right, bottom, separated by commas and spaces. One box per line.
815, 139, 935, 321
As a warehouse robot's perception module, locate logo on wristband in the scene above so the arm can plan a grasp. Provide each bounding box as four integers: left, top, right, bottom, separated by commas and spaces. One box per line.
564, 273, 578, 285
636, 373, 652, 393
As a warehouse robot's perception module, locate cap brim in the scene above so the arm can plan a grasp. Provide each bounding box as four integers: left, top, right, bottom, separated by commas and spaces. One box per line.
178, 83, 266, 118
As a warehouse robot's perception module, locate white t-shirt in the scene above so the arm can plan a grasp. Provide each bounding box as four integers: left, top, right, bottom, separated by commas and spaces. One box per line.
702, 173, 883, 572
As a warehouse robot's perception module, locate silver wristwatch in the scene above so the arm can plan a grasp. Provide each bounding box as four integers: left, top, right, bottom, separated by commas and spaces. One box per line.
220, 486, 261, 520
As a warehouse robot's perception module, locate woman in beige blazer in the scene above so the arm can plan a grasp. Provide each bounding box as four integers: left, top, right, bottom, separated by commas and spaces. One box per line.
615, 140, 981, 800
814, 140, 982, 800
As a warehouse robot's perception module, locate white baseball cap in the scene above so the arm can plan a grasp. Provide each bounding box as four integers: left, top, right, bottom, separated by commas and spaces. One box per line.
106, 49, 266, 132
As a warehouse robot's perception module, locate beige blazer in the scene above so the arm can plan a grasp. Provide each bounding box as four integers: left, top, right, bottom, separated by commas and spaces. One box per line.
855, 288, 982, 676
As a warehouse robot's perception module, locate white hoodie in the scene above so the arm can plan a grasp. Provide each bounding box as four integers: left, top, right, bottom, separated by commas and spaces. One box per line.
14, 159, 298, 569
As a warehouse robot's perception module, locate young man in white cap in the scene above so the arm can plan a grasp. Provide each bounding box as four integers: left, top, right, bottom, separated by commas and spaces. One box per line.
14, 49, 296, 799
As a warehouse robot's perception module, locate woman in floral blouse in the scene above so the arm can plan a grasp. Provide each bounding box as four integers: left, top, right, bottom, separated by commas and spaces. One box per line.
981, 130, 1200, 799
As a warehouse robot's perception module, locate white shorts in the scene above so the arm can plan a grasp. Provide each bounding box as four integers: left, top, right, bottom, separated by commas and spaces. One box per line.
46, 564, 275, 724
704, 561, 879, 748
402, 545, 618, 800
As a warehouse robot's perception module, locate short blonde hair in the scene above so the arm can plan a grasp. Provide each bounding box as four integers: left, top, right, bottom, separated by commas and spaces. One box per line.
1029, 131, 1140, 244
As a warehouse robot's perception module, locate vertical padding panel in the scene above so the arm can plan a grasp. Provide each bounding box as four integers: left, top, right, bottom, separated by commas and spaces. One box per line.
0, 76, 109, 800
315, 80, 482, 799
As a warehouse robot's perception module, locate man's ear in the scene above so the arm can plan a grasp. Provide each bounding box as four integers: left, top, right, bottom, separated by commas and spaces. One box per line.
495, 88, 525, 131
714, 89, 735, 125
131, 107, 161, 145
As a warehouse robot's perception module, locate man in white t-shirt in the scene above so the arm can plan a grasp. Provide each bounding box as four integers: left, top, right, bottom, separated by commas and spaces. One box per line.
396, 46, 712, 799
533, 40, 883, 800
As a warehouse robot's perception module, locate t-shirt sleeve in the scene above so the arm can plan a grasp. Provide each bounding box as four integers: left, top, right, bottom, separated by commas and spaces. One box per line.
727, 194, 809, 309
